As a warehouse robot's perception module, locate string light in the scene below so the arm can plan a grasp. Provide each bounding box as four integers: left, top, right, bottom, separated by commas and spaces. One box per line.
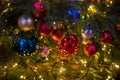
112, 63, 120, 69
59, 67, 66, 73
4, 66, 7, 69
7, 3, 10, 6
45, 57, 49, 61
88, 4, 97, 13
41, 78, 44, 80
81, 59, 87, 67
106, 75, 112, 80
13, 63, 18, 67
102, 44, 107, 51
115, 64, 120, 69
38, 75, 42, 79
0, 0, 119, 79
20, 75, 26, 79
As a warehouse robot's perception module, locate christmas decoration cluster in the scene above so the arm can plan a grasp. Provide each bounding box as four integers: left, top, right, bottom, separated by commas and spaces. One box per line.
0, 0, 120, 80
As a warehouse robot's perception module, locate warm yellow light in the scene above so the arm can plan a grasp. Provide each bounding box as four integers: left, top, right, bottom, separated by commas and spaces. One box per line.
59, 67, 66, 73
110, 1, 113, 4
115, 64, 120, 69
107, 75, 111, 79
88, 5, 97, 13
45, 57, 49, 61
81, 59, 87, 67
20, 75, 26, 79
20, 75, 24, 79
53, 22, 56, 25
107, 5, 110, 7
38, 75, 42, 78
13, 63, 18, 67
4, 66, 7, 69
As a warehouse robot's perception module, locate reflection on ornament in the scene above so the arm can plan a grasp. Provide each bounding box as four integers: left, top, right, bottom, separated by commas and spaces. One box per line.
100, 30, 113, 43
38, 21, 53, 36
32, 1, 46, 18
51, 28, 65, 41
84, 42, 98, 56
82, 21, 94, 39
82, 38, 91, 45
14, 37, 37, 56
67, 9, 80, 19
39, 47, 50, 57
18, 15, 34, 31
58, 34, 79, 55
83, 27, 93, 38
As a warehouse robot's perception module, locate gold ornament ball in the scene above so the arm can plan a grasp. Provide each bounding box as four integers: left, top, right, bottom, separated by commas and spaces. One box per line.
18, 15, 34, 31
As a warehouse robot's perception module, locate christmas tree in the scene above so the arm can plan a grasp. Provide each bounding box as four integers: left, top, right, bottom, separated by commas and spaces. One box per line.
0, 0, 120, 80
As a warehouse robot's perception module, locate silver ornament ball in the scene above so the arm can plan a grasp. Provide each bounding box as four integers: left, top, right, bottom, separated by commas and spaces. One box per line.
18, 15, 34, 31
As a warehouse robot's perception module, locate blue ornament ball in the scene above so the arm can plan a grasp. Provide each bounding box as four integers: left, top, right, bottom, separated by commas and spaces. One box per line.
83, 27, 93, 38
67, 3, 81, 22
14, 36, 37, 56
67, 9, 80, 19
83, 22, 94, 38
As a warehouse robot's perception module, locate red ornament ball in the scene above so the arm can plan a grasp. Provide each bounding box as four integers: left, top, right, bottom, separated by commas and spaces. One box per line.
38, 22, 53, 36
58, 34, 79, 55
100, 30, 113, 43
84, 43, 98, 56
51, 28, 65, 41
32, 2, 46, 18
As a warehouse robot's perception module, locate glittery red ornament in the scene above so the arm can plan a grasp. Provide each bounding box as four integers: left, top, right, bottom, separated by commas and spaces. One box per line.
100, 30, 113, 43
38, 22, 53, 36
84, 43, 98, 56
32, 2, 46, 18
51, 29, 65, 41
58, 34, 79, 55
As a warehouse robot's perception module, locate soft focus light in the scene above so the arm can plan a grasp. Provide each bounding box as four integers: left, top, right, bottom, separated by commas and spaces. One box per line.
115, 64, 120, 69
38, 75, 42, 78
106, 75, 111, 80
13, 63, 18, 67
20, 75, 26, 79
107, 5, 110, 7
59, 67, 66, 73
112, 63, 120, 69
53, 22, 56, 25
107, 75, 111, 79
7, 3, 10, 6
110, 1, 113, 4
45, 57, 49, 60
102, 44, 107, 51
81, 59, 87, 67
4, 66, 7, 69
41, 78, 44, 80
88, 4, 97, 13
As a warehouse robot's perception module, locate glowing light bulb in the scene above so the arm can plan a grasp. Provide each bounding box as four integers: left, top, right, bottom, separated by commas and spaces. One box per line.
88, 5, 97, 13
115, 64, 120, 69
59, 67, 66, 73
38, 75, 42, 78
13, 63, 18, 67
20, 75, 26, 79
